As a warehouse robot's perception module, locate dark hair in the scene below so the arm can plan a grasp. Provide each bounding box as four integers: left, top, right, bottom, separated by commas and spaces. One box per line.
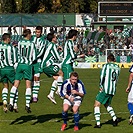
47, 33, 54, 42
107, 53, 115, 61
36, 26, 43, 32
2, 33, 11, 41
23, 29, 31, 37
70, 71, 79, 78
67, 29, 78, 39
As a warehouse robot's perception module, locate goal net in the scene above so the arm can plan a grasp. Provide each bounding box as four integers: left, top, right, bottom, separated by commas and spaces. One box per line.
105, 49, 132, 63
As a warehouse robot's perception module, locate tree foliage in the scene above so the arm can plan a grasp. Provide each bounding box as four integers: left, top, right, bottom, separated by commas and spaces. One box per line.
0, 0, 94, 13
38, 0, 53, 13
1, 0, 17, 13
2, 0, 132, 14
90, 0, 98, 13
21, 0, 39, 13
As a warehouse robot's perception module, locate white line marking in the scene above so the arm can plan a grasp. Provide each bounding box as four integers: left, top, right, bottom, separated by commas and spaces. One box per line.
0, 111, 129, 122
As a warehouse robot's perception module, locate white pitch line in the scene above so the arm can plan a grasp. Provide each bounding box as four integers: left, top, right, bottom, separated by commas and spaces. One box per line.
0, 111, 129, 123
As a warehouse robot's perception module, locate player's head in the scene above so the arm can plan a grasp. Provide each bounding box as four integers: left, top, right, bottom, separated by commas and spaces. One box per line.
47, 33, 57, 43
35, 26, 43, 37
22, 29, 31, 39
67, 29, 78, 41
107, 53, 115, 62
2, 33, 11, 44
70, 72, 79, 85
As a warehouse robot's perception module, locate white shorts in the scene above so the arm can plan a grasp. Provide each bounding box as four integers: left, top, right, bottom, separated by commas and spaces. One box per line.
63, 98, 82, 106
34, 73, 40, 77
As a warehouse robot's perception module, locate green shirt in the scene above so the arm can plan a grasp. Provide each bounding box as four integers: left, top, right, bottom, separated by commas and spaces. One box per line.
62, 39, 77, 65
41, 41, 61, 68
100, 62, 120, 95
18, 39, 37, 65
0, 42, 17, 68
31, 35, 45, 59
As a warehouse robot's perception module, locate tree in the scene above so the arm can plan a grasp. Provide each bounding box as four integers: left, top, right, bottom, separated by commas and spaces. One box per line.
15, 0, 22, 12
80, 0, 91, 13
1, 0, 17, 13
59, 0, 85, 13
51, 0, 62, 13
90, 0, 98, 13
0, 0, 102, 14
21, 0, 39, 13
38, 0, 53, 13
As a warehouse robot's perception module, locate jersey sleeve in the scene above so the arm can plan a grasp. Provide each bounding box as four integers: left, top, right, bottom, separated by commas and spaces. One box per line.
68, 41, 77, 59
129, 65, 133, 73
78, 80, 86, 95
99, 64, 106, 89
37, 39, 45, 59
52, 44, 61, 61
32, 42, 37, 62
60, 80, 68, 97
11, 45, 18, 64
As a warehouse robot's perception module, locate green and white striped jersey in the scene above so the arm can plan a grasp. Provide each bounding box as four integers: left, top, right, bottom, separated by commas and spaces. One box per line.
11, 35, 21, 42
41, 41, 61, 68
62, 39, 77, 65
100, 62, 120, 95
0, 42, 17, 68
18, 39, 37, 65
31, 35, 45, 59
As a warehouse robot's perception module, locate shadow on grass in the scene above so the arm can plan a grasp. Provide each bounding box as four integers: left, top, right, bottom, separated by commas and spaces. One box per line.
80, 112, 92, 120
10, 115, 36, 125
65, 123, 92, 131
0, 102, 3, 106
65, 112, 92, 130
101, 117, 125, 127
32, 111, 92, 125
32, 113, 62, 125
10, 112, 92, 125
10, 113, 62, 125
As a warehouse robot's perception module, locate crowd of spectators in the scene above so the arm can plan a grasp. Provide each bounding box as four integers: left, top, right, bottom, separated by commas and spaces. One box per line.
47, 26, 133, 59
1, 25, 133, 62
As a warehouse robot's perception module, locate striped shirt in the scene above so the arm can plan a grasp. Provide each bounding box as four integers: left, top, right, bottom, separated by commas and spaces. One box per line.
100, 62, 120, 95
41, 41, 61, 68
62, 40, 77, 65
31, 35, 45, 59
18, 39, 37, 65
0, 42, 17, 68
60, 79, 86, 100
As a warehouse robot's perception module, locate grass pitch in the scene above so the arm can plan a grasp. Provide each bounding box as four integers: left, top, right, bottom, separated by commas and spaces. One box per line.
0, 68, 132, 133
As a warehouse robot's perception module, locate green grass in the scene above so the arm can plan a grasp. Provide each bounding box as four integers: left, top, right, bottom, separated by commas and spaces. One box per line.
0, 68, 132, 133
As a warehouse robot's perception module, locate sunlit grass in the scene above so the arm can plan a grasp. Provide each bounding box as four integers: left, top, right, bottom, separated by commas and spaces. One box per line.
0, 68, 131, 133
